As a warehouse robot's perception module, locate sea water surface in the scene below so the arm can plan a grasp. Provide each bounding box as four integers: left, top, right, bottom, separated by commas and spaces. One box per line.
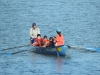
0, 0, 100, 75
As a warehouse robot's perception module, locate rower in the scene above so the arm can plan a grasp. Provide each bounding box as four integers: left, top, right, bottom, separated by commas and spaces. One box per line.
30, 23, 40, 44
41, 35, 49, 47
32, 34, 43, 46
54, 28, 64, 46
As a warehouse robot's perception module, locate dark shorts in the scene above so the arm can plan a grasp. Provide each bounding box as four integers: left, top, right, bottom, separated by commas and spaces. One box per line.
30, 38, 36, 44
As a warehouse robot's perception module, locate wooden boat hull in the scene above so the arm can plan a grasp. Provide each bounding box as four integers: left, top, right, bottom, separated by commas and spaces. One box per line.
33, 45, 68, 56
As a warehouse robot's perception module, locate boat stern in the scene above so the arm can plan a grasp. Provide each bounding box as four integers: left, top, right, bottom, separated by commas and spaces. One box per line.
56, 45, 68, 56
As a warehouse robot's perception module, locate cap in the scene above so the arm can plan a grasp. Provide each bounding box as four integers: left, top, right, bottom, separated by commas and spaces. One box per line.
56, 28, 61, 32
32, 23, 36, 27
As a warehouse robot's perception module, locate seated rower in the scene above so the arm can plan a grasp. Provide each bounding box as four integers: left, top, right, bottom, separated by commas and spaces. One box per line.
49, 37, 55, 47
32, 34, 43, 47
41, 35, 49, 48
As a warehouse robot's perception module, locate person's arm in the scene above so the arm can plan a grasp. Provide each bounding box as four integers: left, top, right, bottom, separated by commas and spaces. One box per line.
30, 28, 33, 38
37, 28, 40, 34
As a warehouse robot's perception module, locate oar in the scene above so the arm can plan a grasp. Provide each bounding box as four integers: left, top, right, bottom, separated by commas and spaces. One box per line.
7, 50, 28, 55
0, 44, 31, 52
6, 46, 35, 56
67, 45, 100, 52
0, 50, 27, 56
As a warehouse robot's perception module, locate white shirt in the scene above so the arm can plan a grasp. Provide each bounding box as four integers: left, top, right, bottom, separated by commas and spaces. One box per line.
30, 27, 40, 38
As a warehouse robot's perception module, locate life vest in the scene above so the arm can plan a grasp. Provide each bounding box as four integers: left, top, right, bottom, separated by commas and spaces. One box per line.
42, 38, 49, 46
35, 38, 43, 46
56, 34, 64, 46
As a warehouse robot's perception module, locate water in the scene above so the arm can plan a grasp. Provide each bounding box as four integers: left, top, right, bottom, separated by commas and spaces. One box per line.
0, 0, 100, 75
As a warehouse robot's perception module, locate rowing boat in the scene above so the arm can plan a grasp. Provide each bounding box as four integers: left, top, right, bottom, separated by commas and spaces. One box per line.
32, 45, 68, 56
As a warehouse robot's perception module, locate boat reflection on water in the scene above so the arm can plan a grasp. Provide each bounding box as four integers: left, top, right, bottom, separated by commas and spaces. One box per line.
56, 57, 63, 72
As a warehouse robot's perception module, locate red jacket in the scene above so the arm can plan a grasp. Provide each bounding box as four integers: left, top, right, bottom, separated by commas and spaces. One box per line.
42, 38, 49, 46
35, 38, 43, 46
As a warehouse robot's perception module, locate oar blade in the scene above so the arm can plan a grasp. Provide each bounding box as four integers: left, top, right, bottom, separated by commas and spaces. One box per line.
86, 47, 100, 52
69, 45, 100, 52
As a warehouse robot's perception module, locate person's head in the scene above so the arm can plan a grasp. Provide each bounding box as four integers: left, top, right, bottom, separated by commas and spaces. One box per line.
52, 36, 56, 40
43, 35, 47, 39
52, 36, 56, 39
32, 23, 37, 29
37, 34, 41, 39
56, 28, 61, 36
49, 37, 53, 41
